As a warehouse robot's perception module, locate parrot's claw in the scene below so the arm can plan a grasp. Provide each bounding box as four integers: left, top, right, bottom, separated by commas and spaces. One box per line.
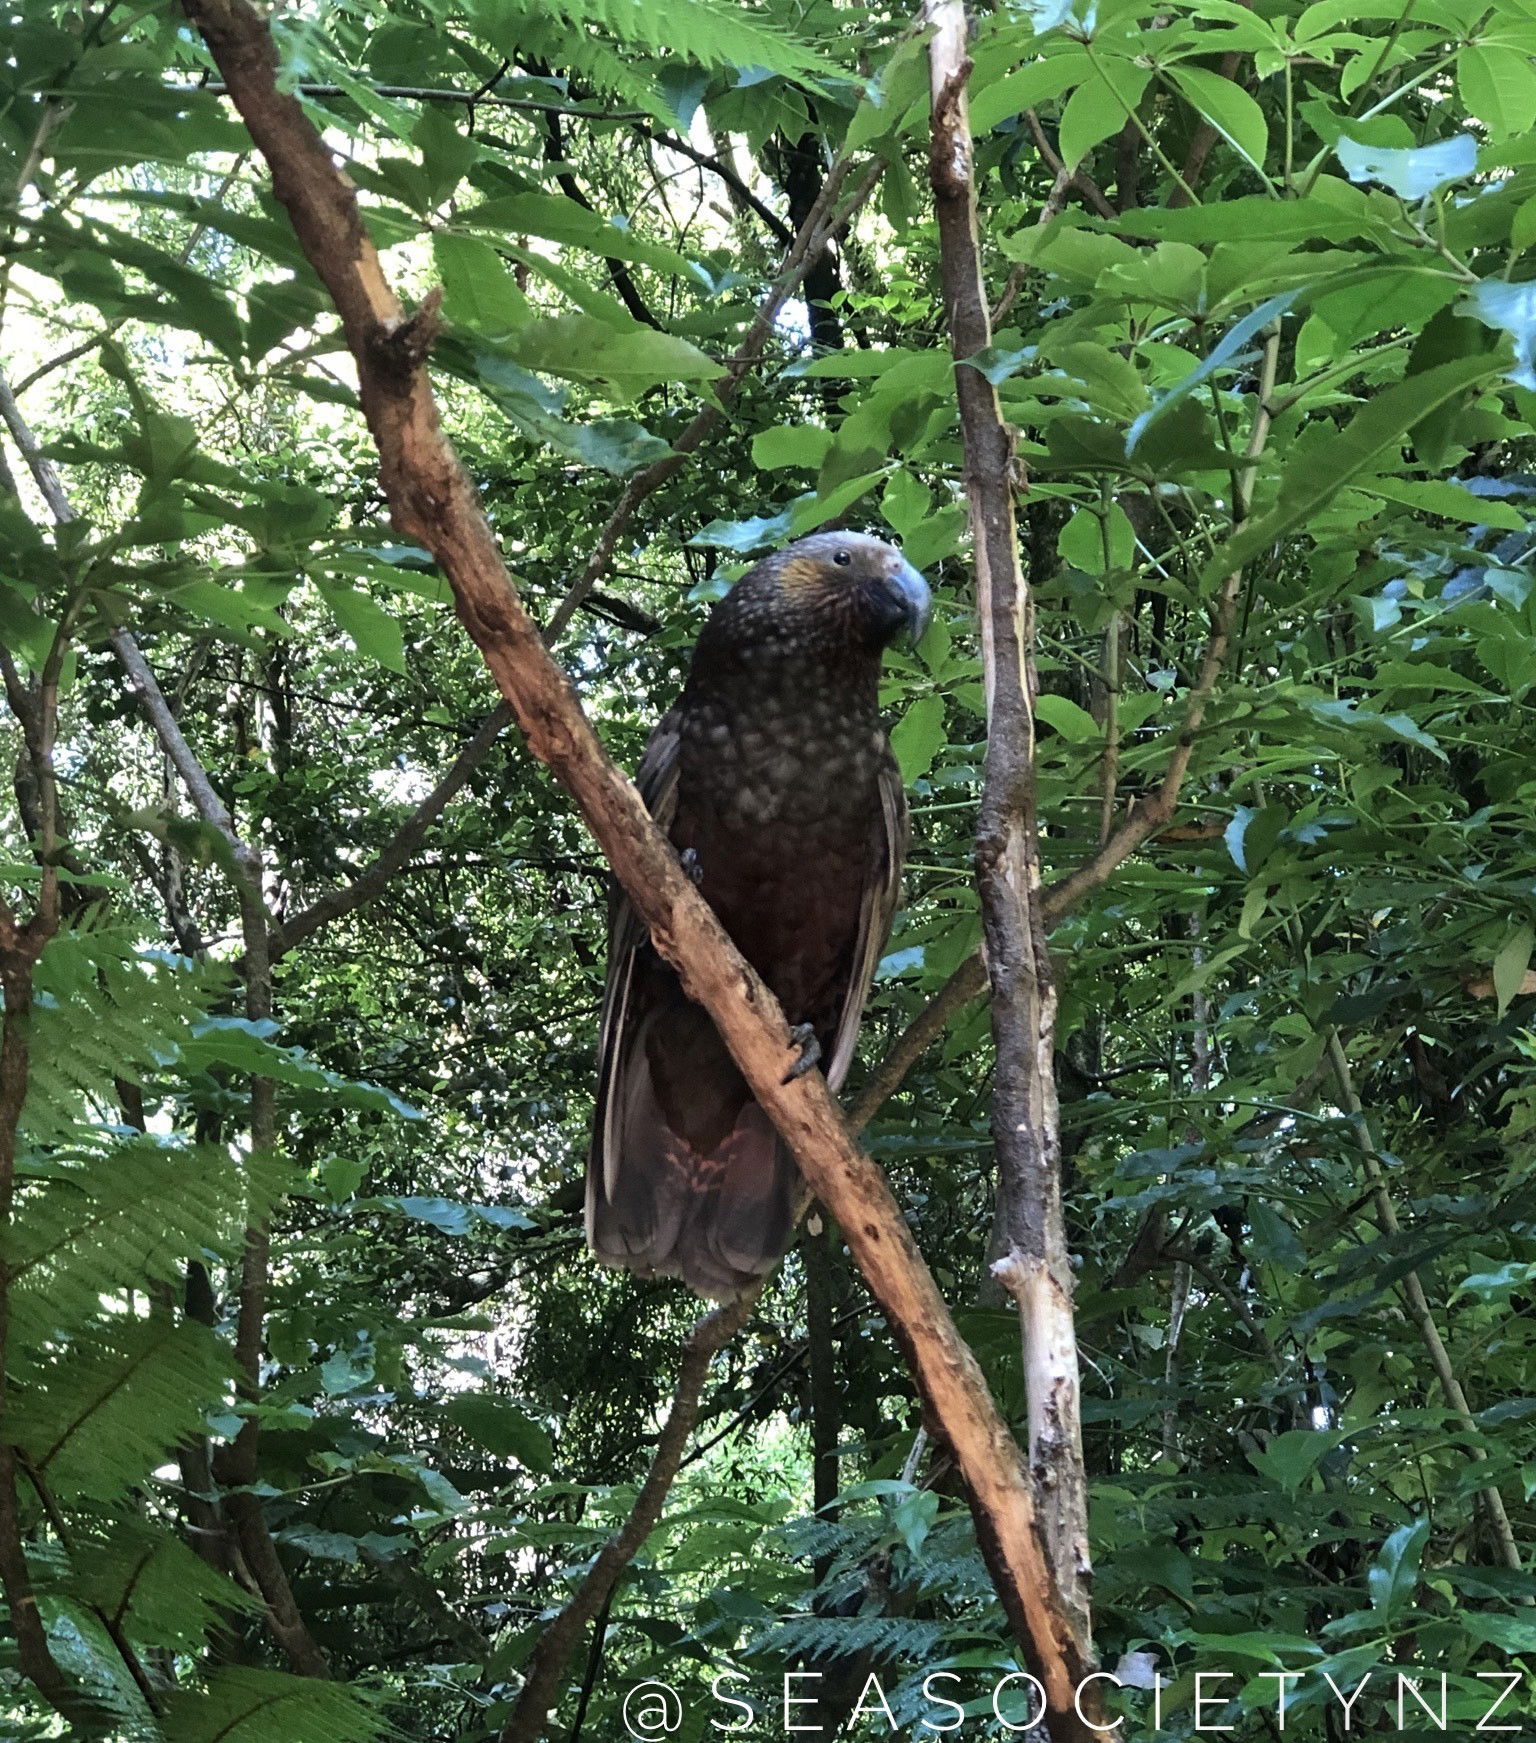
782, 1023, 822, 1084
679, 847, 704, 885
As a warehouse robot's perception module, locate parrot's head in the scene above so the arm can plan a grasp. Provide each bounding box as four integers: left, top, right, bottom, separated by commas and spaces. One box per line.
736, 531, 933, 655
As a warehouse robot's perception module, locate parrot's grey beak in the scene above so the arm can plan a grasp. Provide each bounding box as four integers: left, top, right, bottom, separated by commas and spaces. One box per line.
893, 558, 933, 646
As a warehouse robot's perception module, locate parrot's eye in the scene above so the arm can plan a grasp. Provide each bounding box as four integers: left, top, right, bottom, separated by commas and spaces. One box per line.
833, 549, 851, 567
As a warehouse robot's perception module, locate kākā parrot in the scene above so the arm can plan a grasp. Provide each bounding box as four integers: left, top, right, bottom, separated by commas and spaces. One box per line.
586, 532, 932, 1300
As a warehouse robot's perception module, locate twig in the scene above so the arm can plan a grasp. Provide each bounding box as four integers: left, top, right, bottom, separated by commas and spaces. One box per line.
846, 951, 989, 1133
1043, 322, 1282, 918
108, 631, 266, 904
634, 125, 793, 246
182, 0, 1096, 1721
540, 153, 885, 644
0, 372, 73, 524
499, 1293, 757, 1742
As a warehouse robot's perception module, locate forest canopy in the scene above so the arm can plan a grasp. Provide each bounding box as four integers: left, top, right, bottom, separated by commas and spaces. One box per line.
1, 0, 1536, 1737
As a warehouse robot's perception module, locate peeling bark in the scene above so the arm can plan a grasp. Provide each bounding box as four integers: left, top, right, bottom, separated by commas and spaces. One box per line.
923, 0, 1097, 1684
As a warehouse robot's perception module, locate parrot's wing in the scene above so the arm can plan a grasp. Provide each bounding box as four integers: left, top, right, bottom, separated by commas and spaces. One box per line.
590, 708, 681, 1203
825, 753, 908, 1092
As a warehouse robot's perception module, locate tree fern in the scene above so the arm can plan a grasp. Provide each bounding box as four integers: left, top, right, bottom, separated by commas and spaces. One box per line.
9, 1136, 291, 1353
161, 1667, 383, 1743
7, 1317, 233, 1503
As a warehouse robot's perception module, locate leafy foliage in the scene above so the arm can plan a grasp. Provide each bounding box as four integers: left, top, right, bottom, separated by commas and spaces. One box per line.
1, 0, 1536, 1735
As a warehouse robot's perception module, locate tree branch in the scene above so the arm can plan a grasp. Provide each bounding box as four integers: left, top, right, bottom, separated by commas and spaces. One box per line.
181, 0, 1092, 1724
846, 950, 989, 1134
500, 1292, 757, 1741
272, 701, 512, 957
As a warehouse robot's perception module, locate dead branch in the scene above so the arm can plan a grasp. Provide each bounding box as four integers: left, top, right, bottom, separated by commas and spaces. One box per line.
181, 0, 1093, 1724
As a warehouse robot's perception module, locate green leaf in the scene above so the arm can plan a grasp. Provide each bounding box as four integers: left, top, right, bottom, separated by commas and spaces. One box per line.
316, 580, 407, 674
182, 1019, 424, 1120
9, 1319, 233, 1503
1035, 693, 1100, 743
1462, 1611, 1536, 1652
373, 1194, 535, 1234
462, 192, 701, 283
1492, 922, 1535, 1016
1458, 44, 1536, 139
1455, 1261, 1536, 1300
970, 54, 1089, 134
1248, 1428, 1351, 1493
1166, 66, 1269, 172
690, 506, 799, 553
1059, 60, 1151, 173
1336, 132, 1477, 199
472, 355, 673, 476
68, 1521, 261, 1651
753, 425, 833, 470
434, 233, 531, 337
444, 1395, 555, 1470
162, 1667, 383, 1743
505, 313, 721, 396
1361, 476, 1528, 528
1367, 1518, 1430, 1619
1059, 503, 1134, 572
890, 694, 946, 783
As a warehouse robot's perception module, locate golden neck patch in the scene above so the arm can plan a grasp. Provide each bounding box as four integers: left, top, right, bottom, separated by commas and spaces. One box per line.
777, 555, 834, 592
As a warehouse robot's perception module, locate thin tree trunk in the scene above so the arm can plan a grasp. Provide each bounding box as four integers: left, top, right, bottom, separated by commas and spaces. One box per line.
923, 0, 1095, 1665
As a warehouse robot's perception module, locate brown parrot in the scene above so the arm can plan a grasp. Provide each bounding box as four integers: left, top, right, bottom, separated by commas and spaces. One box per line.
586, 531, 932, 1300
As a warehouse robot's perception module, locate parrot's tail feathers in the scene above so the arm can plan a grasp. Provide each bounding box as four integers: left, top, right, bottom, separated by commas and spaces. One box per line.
587, 1093, 798, 1300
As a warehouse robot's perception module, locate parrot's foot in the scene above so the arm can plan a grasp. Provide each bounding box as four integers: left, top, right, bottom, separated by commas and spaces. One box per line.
782, 1023, 822, 1084
679, 847, 704, 885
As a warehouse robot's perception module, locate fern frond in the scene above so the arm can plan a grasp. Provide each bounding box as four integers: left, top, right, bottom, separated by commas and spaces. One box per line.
743, 1613, 949, 1663
162, 1667, 383, 1743
489, 14, 676, 121
8, 1317, 233, 1503
66, 1518, 263, 1651
776, 1513, 882, 1566
25, 928, 227, 1146
469, 0, 838, 87
33, 1600, 159, 1739
9, 1136, 291, 1351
